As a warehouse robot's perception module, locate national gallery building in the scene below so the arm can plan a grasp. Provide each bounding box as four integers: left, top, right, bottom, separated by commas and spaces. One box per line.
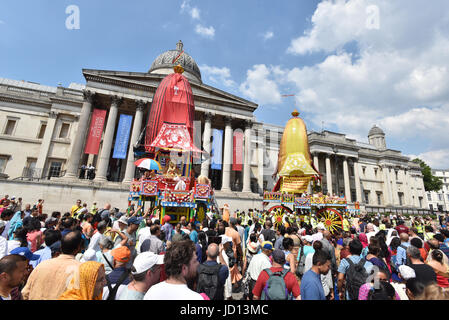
0, 41, 429, 214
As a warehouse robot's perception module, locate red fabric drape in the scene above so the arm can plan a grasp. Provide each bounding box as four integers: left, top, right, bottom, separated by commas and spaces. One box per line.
145, 73, 195, 155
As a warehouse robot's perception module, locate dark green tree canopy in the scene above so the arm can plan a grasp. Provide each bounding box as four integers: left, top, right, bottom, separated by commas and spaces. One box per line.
412, 158, 443, 192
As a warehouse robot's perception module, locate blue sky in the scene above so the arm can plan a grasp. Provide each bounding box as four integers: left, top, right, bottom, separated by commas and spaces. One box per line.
1, 0, 449, 168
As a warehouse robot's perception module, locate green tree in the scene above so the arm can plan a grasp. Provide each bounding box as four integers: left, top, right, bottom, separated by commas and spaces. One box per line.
412, 158, 443, 192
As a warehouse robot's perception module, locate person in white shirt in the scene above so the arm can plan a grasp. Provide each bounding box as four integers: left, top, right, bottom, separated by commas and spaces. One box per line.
246, 241, 273, 300
144, 240, 204, 300
88, 221, 108, 252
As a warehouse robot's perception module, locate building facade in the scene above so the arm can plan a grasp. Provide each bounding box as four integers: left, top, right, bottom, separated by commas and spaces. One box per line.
426, 169, 449, 212
0, 41, 429, 214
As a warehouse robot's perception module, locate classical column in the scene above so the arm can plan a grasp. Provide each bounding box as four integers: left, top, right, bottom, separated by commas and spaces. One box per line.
403, 169, 412, 206
313, 153, 320, 185
391, 168, 400, 205
65, 90, 95, 178
242, 120, 252, 193
382, 165, 393, 205
200, 112, 213, 178
221, 116, 233, 192
325, 154, 333, 195
343, 157, 351, 202
257, 128, 265, 194
95, 95, 122, 182
36, 111, 58, 178
353, 161, 362, 203
123, 100, 145, 184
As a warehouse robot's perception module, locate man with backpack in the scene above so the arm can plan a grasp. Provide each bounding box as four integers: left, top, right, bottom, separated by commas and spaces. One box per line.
337, 239, 374, 300
252, 249, 300, 300
196, 243, 229, 300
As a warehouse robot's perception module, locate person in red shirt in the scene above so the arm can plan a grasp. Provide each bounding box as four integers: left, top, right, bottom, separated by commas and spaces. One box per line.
395, 220, 409, 236
252, 249, 300, 300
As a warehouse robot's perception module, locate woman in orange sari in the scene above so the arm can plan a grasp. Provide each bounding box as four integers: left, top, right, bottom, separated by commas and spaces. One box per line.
59, 261, 107, 300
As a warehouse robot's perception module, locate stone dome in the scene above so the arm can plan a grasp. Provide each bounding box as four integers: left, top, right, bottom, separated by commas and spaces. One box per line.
148, 40, 202, 83
368, 125, 385, 136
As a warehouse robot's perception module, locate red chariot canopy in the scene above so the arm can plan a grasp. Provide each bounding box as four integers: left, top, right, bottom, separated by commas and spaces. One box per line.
149, 122, 203, 154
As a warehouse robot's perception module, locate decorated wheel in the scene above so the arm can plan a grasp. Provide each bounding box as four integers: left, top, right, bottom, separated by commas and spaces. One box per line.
268, 205, 293, 229
315, 208, 344, 234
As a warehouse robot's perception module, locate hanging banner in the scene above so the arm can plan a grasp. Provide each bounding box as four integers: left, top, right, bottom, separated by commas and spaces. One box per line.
211, 129, 223, 170
112, 114, 133, 159
84, 108, 107, 155
232, 130, 243, 171
280, 176, 312, 193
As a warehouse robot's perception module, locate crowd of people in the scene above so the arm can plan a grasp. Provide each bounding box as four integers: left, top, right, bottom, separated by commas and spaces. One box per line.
1, 194, 449, 300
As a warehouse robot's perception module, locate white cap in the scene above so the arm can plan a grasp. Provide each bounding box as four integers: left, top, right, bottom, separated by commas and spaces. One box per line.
132, 252, 164, 274
220, 235, 233, 244
0, 220, 6, 228
398, 265, 416, 280
302, 235, 313, 243
317, 223, 326, 230
117, 215, 128, 226
80, 249, 97, 262
10, 196, 16, 200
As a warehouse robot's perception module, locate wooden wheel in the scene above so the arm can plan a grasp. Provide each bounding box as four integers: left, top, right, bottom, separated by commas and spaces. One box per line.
268, 205, 293, 229
316, 207, 343, 234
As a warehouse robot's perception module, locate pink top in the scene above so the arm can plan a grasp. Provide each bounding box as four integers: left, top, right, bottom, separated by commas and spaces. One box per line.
358, 283, 401, 300
27, 230, 43, 253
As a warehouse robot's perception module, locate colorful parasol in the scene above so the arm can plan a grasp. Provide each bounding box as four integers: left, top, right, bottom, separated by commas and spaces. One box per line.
134, 158, 162, 171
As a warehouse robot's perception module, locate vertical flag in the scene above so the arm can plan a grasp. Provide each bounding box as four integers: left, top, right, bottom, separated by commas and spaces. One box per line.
232, 130, 244, 171
112, 114, 133, 159
84, 108, 107, 155
211, 129, 223, 170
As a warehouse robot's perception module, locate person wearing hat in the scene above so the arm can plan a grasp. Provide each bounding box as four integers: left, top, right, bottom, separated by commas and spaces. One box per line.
0, 253, 28, 300
241, 235, 259, 300
246, 241, 273, 300
161, 215, 173, 242
9, 247, 40, 284
252, 249, 300, 300
118, 252, 164, 300
103, 246, 132, 300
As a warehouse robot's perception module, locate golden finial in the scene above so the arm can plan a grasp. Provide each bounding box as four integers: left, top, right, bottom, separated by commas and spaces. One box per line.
292, 109, 299, 117
173, 64, 184, 74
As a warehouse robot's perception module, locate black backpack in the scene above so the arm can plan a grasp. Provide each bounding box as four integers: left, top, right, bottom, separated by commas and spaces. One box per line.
196, 263, 224, 300
345, 258, 370, 300
261, 229, 276, 244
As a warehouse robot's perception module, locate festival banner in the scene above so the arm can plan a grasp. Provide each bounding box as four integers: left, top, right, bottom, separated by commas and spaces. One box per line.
280, 176, 311, 193
112, 114, 133, 159
232, 130, 243, 171
84, 108, 107, 155
211, 129, 223, 170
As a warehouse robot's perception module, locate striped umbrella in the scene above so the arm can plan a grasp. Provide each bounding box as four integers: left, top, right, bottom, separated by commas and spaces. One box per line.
134, 158, 162, 171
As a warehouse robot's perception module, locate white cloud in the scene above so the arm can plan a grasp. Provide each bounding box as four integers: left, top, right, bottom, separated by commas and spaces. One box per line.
408, 149, 449, 169
190, 7, 200, 20
239, 64, 283, 105
265, 0, 449, 167
263, 31, 274, 40
195, 24, 215, 38
200, 65, 236, 88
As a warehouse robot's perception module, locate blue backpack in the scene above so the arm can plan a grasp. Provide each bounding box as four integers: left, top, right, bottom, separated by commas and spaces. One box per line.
261, 269, 293, 300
